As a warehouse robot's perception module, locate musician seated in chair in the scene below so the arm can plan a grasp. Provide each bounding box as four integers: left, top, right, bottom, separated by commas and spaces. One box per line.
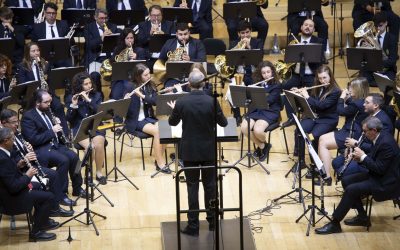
0, 54, 16, 101
225, 0, 268, 49
318, 77, 369, 184
159, 22, 206, 89
359, 12, 398, 87
0, 127, 58, 242
123, 63, 169, 174
240, 61, 281, 162
315, 116, 400, 235
0, 7, 25, 64
109, 27, 147, 101
21, 89, 87, 200
65, 72, 107, 185
1, 109, 76, 212
4, 0, 44, 17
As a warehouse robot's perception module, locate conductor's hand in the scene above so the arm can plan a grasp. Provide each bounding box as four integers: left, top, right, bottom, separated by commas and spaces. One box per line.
52, 124, 63, 133
26, 166, 38, 178
167, 100, 176, 109
345, 137, 357, 147
352, 147, 365, 162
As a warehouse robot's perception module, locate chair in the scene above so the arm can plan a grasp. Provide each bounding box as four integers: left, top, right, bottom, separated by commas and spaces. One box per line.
74, 139, 109, 174
119, 129, 154, 171
365, 193, 400, 231
0, 199, 33, 234
202, 38, 227, 74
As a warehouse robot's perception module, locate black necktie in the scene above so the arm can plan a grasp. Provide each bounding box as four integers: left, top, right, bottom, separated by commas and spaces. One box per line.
77, 0, 82, 9
0, 79, 4, 92
3, 26, 9, 38
50, 25, 55, 38
299, 41, 308, 77
34, 64, 40, 81
121, 0, 126, 10
22, 0, 28, 8
192, 0, 199, 22
42, 112, 53, 129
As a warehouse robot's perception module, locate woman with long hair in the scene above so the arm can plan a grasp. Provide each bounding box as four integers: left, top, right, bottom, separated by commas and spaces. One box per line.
65, 72, 107, 184
240, 61, 282, 161
17, 41, 48, 84
124, 63, 168, 173
0, 54, 15, 100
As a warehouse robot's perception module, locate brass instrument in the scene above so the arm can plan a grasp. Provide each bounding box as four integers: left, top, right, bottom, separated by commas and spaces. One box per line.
152, 19, 163, 35
48, 108, 71, 147
153, 42, 188, 80
36, 58, 48, 91
125, 78, 153, 98
34, 3, 45, 23
100, 41, 132, 80
354, 21, 387, 60
66, 23, 79, 39
274, 33, 299, 80
214, 39, 247, 78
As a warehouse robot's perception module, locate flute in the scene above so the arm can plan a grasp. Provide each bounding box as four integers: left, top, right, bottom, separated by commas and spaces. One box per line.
290, 83, 330, 93
125, 78, 152, 98
72, 88, 93, 101
249, 77, 274, 87
158, 82, 189, 94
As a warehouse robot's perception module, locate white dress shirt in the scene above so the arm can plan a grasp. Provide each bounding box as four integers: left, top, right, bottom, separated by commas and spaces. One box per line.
45, 21, 60, 39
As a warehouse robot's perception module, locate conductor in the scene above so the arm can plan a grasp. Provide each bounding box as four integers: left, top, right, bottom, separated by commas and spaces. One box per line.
168, 70, 228, 236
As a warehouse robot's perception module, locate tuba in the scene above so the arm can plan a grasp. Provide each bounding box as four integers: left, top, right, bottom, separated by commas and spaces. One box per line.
214, 39, 247, 78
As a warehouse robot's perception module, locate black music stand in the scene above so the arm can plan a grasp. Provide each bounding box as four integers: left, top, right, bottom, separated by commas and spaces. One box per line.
228, 85, 270, 174
149, 34, 174, 53
111, 60, 146, 81
37, 38, 71, 66
225, 49, 263, 67
293, 114, 331, 236
8, 81, 40, 109
374, 73, 394, 98
347, 48, 383, 73
98, 98, 139, 190
288, 0, 321, 13
162, 7, 192, 30
152, 92, 189, 178
9, 7, 34, 26
102, 34, 119, 58
48, 66, 85, 92
166, 62, 194, 83
60, 111, 107, 236
0, 38, 15, 60
273, 90, 314, 206
223, 2, 257, 19
61, 9, 95, 27
109, 10, 145, 27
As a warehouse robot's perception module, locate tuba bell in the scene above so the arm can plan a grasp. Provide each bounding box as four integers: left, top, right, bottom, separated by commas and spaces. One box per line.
354, 21, 387, 60
214, 39, 247, 78
273, 34, 299, 80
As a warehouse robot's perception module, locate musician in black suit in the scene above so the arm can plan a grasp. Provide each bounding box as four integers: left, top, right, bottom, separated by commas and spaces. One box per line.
0, 127, 58, 241
225, 0, 268, 48
352, 0, 399, 43
65, 72, 107, 185
287, 4, 329, 52
315, 116, 400, 234
318, 77, 369, 183
0, 54, 15, 100
174, 0, 213, 40
4, 0, 44, 16
21, 89, 86, 199
0, 7, 25, 64
63, 0, 96, 9
241, 61, 282, 162
360, 12, 399, 87
281, 18, 324, 127
168, 70, 228, 236
106, 0, 148, 15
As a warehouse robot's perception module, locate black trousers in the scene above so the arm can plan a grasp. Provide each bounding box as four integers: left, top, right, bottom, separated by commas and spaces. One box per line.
32, 167, 63, 208
183, 161, 216, 229
192, 18, 213, 40
332, 172, 371, 221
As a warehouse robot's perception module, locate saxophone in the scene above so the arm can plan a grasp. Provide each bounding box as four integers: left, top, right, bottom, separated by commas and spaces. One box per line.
36, 57, 48, 91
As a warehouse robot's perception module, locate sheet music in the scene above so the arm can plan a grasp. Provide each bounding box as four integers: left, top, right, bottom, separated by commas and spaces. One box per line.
170, 121, 225, 138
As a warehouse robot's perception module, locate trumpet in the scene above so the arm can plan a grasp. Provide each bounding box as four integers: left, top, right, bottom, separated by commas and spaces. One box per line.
34, 3, 45, 24
158, 82, 189, 94
125, 78, 153, 98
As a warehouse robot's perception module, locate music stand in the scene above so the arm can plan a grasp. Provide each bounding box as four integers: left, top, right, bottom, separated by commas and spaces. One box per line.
228, 85, 270, 174
288, 0, 321, 13
293, 114, 331, 236
48, 66, 85, 92
61, 9, 95, 27
60, 111, 107, 235
9, 7, 34, 26
98, 98, 139, 190
374, 73, 394, 97
0, 96, 11, 109
223, 2, 257, 19
166, 61, 194, 82
8, 81, 40, 108
0, 38, 15, 60
111, 60, 146, 81
162, 7, 193, 24
102, 34, 119, 58
225, 49, 263, 67
149, 34, 174, 53
109, 10, 145, 27
37, 38, 71, 64
347, 48, 383, 72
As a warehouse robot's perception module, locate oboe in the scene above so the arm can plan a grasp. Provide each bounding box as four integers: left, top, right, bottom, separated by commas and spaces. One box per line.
337, 133, 366, 180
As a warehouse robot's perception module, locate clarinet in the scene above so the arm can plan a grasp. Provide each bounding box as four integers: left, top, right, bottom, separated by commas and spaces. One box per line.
47, 108, 71, 147
337, 134, 366, 180
13, 140, 49, 191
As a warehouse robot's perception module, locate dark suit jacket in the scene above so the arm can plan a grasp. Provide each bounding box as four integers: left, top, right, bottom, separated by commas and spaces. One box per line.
63, 0, 96, 9
30, 20, 69, 41
381, 32, 398, 73
16, 63, 35, 84
0, 78, 11, 99
174, 0, 212, 23
137, 20, 175, 47
84, 21, 119, 64
291, 35, 324, 73
227, 0, 268, 18
159, 38, 206, 62
5, 0, 44, 16
337, 98, 368, 133
375, 109, 394, 135
0, 150, 31, 196
307, 87, 341, 125
353, 0, 392, 14
106, 0, 148, 14
0, 24, 25, 63
169, 90, 227, 162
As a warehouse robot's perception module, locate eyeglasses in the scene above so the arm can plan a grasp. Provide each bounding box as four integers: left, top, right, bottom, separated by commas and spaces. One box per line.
150, 14, 162, 17
45, 12, 57, 16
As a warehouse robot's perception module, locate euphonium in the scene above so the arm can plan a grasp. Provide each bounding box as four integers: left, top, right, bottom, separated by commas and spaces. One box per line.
273, 33, 299, 80
355, 21, 388, 61
214, 39, 247, 78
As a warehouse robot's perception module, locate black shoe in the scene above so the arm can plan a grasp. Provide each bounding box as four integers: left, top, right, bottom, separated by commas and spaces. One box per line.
180, 225, 199, 236
40, 220, 60, 231
156, 165, 172, 174
96, 176, 107, 185
72, 188, 87, 198
253, 147, 261, 158
315, 221, 342, 235
305, 170, 313, 179
235, 116, 242, 127
60, 197, 76, 207
115, 128, 123, 137
259, 143, 272, 162
315, 177, 332, 186
29, 231, 57, 242
50, 206, 74, 217
344, 215, 371, 227
281, 118, 295, 128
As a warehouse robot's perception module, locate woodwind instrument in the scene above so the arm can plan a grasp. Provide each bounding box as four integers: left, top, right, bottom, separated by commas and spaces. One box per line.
48, 108, 71, 147
337, 133, 366, 180
72, 88, 93, 101
36, 57, 48, 91
291, 83, 330, 94
125, 78, 153, 98
158, 82, 189, 94
249, 77, 274, 87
